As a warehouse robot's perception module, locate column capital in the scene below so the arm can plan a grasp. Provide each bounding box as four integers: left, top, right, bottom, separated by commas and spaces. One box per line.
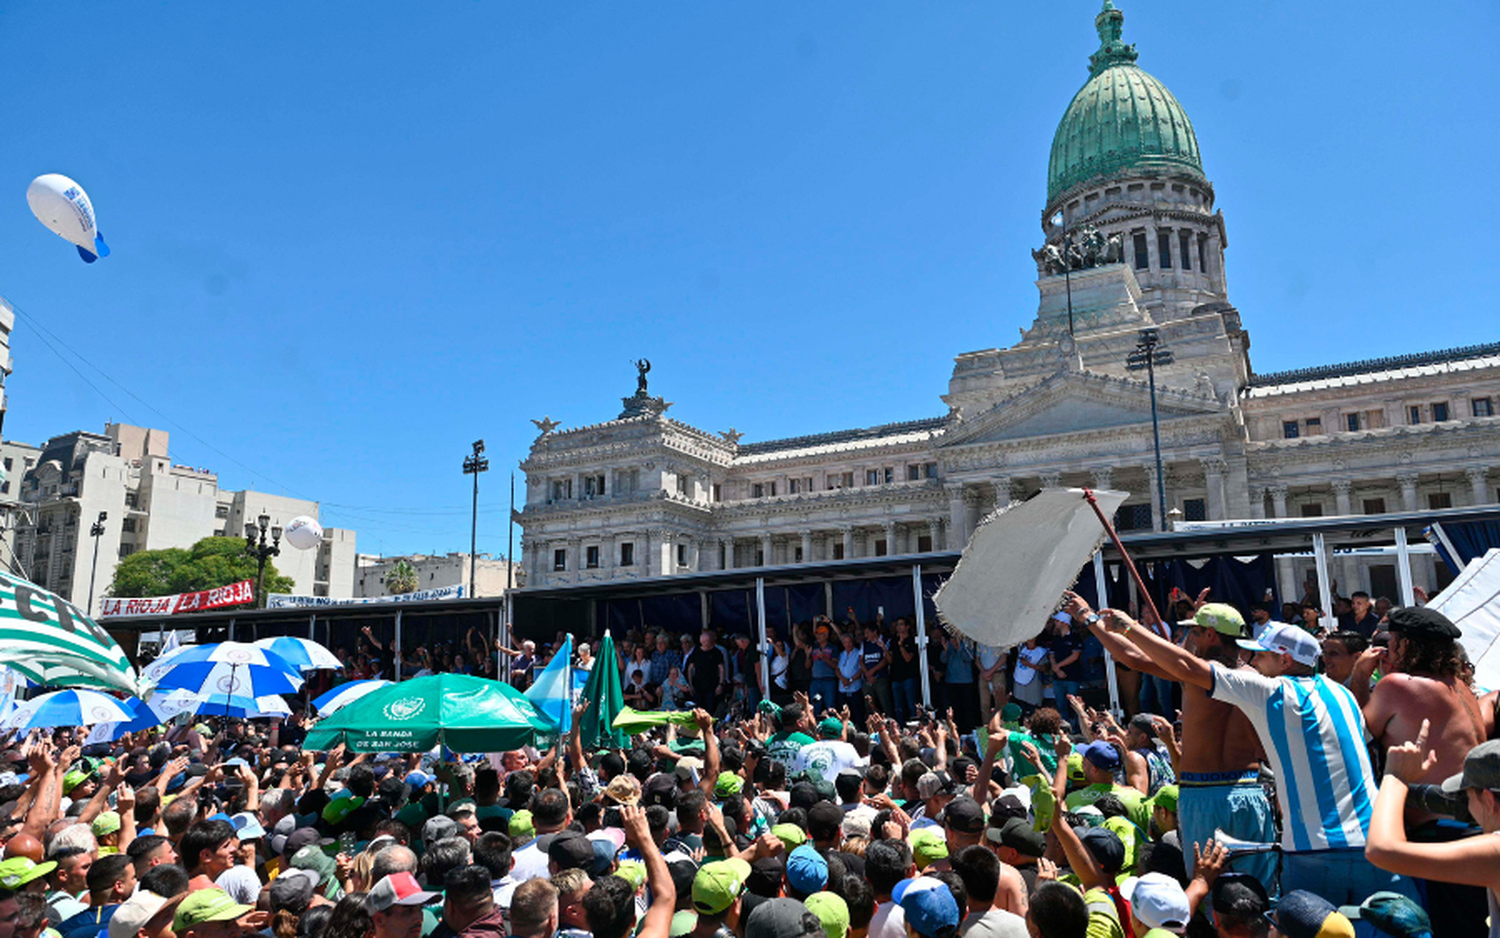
1466, 466, 1491, 483
1090, 467, 1114, 490
992, 477, 1017, 503
798, 528, 813, 538
838, 524, 855, 535
1267, 483, 1289, 498
1199, 458, 1228, 476
1396, 471, 1420, 488
1330, 479, 1353, 496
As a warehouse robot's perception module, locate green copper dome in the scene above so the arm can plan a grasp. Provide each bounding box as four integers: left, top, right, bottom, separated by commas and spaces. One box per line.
1047, 2, 1205, 204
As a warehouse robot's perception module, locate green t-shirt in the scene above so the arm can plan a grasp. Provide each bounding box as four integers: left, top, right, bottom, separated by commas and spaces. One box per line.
1006, 730, 1060, 780
1083, 887, 1125, 938
1065, 784, 1150, 835
766, 731, 814, 766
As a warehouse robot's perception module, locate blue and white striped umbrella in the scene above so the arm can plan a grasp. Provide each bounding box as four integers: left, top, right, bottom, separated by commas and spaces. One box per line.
251, 636, 342, 673
194, 694, 291, 719
149, 642, 304, 703
311, 680, 392, 716
88, 690, 204, 742
2, 689, 133, 730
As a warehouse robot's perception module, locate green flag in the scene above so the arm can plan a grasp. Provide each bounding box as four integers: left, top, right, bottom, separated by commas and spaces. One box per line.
0, 571, 139, 696
580, 632, 627, 750
304, 673, 553, 753
611, 706, 698, 737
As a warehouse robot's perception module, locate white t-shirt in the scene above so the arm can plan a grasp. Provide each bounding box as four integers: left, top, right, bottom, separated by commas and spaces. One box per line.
1013, 646, 1048, 686
869, 900, 907, 938
216, 866, 262, 906
792, 740, 866, 780
959, 908, 1029, 938
508, 837, 548, 883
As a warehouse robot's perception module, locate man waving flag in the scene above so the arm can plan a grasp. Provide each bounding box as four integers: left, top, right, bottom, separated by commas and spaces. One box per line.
525, 635, 574, 735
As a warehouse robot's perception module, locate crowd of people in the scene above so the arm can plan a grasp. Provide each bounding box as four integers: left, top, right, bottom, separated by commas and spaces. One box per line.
4, 577, 1500, 938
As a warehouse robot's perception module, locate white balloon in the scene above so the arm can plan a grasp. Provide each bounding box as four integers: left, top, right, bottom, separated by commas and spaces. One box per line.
26, 174, 110, 263
283, 516, 323, 551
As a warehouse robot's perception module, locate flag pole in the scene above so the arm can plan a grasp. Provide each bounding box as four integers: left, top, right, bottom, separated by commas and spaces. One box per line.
1081, 488, 1164, 627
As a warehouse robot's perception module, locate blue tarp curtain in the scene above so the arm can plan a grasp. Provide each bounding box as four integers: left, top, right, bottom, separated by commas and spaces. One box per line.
1427, 521, 1500, 571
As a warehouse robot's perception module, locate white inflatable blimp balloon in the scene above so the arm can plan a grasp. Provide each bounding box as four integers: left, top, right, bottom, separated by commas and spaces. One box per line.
283, 516, 323, 551
27, 174, 110, 263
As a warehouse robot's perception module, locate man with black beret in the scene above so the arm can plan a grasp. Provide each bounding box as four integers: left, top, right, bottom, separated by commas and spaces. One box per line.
1357, 604, 1488, 936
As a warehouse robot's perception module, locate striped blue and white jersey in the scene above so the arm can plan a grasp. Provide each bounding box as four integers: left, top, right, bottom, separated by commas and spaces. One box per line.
1209, 662, 1376, 852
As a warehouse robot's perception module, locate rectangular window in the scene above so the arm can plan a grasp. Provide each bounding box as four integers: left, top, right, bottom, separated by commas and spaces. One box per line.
1346, 413, 1362, 432
884, 467, 895, 484
788, 478, 801, 494
866, 469, 881, 486
1157, 229, 1173, 269
0, 482, 7, 495
215, 504, 229, 519
752, 483, 765, 499
908, 464, 921, 481
1133, 232, 1149, 270
2, 458, 9, 471
926, 463, 938, 479
676, 544, 688, 567
874, 539, 888, 557
794, 546, 803, 562
118, 544, 134, 558
712, 484, 722, 502
1429, 492, 1453, 510
1474, 398, 1494, 417
1409, 405, 1423, 425
553, 549, 567, 572
1197, 234, 1208, 273
1363, 497, 1386, 515
121, 518, 136, 533
1115, 504, 1154, 531
1305, 417, 1321, 434
674, 475, 688, 496
754, 548, 764, 566
1183, 498, 1207, 522
1432, 402, 1450, 422
551, 479, 572, 500
1179, 230, 1193, 271
125, 493, 138, 509
619, 542, 635, 567
585, 546, 600, 569
1283, 421, 1300, 439
832, 543, 845, 560
1300, 503, 1324, 518
917, 535, 933, 552
586, 474, 607, 497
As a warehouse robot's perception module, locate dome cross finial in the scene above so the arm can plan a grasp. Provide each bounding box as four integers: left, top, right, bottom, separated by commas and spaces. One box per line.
1089, 0, 1138, 76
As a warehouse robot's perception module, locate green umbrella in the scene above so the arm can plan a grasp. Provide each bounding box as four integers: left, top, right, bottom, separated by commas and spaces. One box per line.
0, 571, 140, 696
579, 632, 627, 750
303, 673, 554, 753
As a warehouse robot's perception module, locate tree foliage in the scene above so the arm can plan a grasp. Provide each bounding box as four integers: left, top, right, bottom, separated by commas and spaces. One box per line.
386, 559, 418, 595
108, 536, 296, 600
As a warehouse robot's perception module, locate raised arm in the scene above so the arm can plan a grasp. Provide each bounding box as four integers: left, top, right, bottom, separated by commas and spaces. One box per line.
696, 708, 719, 796
1065, 592, 1212, 690
1062, 595, 1171, 679
622, 805, 675, 938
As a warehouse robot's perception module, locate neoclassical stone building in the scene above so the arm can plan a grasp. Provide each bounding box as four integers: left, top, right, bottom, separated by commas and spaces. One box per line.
517, 2, 1500, 600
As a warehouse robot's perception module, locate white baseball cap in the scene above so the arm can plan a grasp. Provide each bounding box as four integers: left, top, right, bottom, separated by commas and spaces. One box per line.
1236, 622, 1320, 668
1126, 872, 1190, 932
109, 891, 181, 938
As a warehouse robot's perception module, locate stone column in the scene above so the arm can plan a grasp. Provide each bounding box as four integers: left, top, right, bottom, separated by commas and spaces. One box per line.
1090, 467, 1114, 492
928, 518, 943, 552
1468, 466, 1492, 505
1397, 472, 1420, 512
841, 526, 855, 560
601, 534, 615, 577
800, 530, 813, 564
1145, 466, 1164, 530
1248, 486, 1266, 520
992, 477, 1017, 509
1223, 455, 1253, 519
1268, 484, 1289, 518
964, 489, 984, 540
946, 484, 968, 548
566, 536, 580, 577
883, 521, 897, 557
760, 533, 773, 567
719, 538, 732, 570
1201, 459, 1228, 520
1331, 479, 1353, 516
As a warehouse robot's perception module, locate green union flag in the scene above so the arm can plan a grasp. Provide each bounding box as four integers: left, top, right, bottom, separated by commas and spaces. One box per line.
0, 571, 140, 696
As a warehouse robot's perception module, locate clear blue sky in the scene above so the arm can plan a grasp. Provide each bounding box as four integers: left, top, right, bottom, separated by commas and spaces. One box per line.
0, 2, 1493, 559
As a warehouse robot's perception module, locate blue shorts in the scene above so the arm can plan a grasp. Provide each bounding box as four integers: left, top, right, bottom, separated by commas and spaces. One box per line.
1177, 772, 1277, 891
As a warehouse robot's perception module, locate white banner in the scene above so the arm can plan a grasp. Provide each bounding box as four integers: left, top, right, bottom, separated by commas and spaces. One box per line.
266, 584, 465, 609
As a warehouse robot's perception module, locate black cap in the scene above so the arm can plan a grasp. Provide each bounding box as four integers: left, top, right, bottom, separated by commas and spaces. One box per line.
644, 774, 679, 809
1076, 827, 1125, 873
944, 797, 985, 834
989, 794, 1027, 822
991, 817, 1045, 858
745, 897, 825, 938
1386, 606, 1461, 638
548, 831, 594, 871
747, 856, 785, 898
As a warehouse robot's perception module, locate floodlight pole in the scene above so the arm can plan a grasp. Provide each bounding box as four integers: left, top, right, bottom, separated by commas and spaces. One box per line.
86, 511, 107, 616
463, 440, 489, 599
1127, 329, 1173, 532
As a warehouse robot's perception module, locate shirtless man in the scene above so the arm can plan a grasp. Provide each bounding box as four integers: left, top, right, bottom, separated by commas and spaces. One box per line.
1353, 606, 1491, 938
1063, 592, 1276, 886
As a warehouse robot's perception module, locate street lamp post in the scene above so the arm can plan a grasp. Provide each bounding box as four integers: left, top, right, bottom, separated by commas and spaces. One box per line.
244, 514, 282, 609
1050, 211, 1076, 337
86, 511, 107, 616
462, 440, 489, 599
1126, 328, 1175, 531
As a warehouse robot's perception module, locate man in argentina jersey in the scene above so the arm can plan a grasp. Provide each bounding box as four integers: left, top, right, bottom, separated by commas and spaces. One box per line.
1090, 610, 1420, 905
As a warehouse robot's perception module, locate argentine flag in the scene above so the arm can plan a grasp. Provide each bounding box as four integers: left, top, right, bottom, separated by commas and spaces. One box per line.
525, 635, 573, 735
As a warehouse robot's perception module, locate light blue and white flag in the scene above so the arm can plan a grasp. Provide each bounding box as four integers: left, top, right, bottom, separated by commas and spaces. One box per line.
525, 635, 573, 735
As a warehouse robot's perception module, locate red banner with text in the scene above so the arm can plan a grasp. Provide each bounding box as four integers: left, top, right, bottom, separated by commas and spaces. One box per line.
98, 580, 255, 618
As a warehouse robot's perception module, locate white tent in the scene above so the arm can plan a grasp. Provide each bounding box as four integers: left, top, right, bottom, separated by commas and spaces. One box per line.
1435, 549, 1500, 693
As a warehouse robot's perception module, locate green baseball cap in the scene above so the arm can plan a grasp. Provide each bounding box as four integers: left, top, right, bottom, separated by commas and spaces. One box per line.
771, 823, 807, 850
509, 809, 535, 841
92, 811, 121, 837
1150, 784, 1178, 814
910, 829, 948, 869
1193, 603, 1247, 637
0, 857, 55, 889
289, 845, 339, 899
692, 858, 752, 915
1000, 703, 1023, 724
62, 769, 92, 795
805, 891, 850, 938
174, 888, 252, 931
818, 717, 844, 739
1066, 753, 1084, 783
670, 910, 698, 938
714, 772, 743, 798
616, 860, 647, 891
